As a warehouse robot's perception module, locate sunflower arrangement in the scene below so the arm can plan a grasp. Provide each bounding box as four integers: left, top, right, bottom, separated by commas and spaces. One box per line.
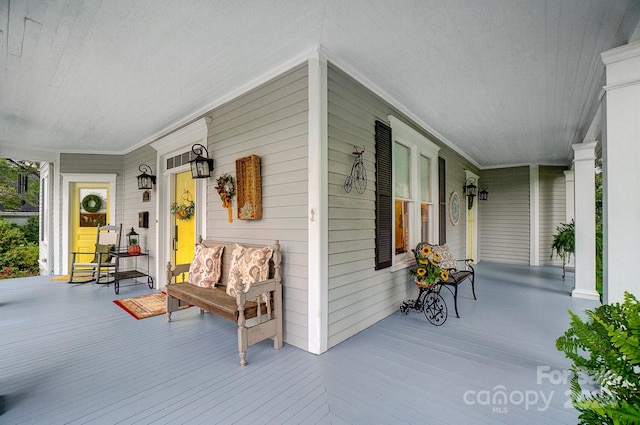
410, 245, 450, 288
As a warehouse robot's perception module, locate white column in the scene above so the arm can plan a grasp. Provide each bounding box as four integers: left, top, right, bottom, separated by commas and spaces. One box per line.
307, 53, 329, 354
600, 41, 640, 304
563, 170, 575, 269
529, 165, 540, 266
571, 143, 599, 300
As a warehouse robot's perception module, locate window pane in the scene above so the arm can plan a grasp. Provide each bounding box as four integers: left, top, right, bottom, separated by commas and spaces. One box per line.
420, 155, 431, 202
395, 200, 410, 254
394, 143, 410, 198
421, 203, 430, 242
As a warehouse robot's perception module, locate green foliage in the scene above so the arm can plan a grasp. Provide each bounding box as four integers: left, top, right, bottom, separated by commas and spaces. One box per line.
556, 293, 640, 424
22, 215, 40, 243
0, 158, 39, 211
551, 219, 575, 263
595, 165, 603, 297
0, 218, 39, 279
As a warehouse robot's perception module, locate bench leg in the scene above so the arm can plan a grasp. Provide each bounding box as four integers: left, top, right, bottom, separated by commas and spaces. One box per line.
166, 294, 181, 322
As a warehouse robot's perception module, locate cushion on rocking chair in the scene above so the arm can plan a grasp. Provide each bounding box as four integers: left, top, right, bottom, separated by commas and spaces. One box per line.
92, 244, 114, 263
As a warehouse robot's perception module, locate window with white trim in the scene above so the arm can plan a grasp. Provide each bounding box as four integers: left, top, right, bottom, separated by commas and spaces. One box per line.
390, 116, 440, 266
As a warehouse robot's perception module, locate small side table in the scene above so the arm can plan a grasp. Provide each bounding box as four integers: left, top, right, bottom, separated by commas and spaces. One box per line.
113, 251, 154, 294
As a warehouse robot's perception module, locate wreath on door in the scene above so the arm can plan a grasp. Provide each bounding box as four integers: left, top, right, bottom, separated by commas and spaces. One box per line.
170, 191, 195, 221
81, 194, 102, 213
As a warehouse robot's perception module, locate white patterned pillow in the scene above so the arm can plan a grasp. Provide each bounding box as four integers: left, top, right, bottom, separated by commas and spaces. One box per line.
226, 244, 273, 297
435, 245, 457, 270
188, 244, 224, 288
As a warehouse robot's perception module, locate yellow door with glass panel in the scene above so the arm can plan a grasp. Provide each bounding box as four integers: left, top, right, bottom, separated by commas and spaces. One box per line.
71, 183, 110, 263
172, 171, 195, 274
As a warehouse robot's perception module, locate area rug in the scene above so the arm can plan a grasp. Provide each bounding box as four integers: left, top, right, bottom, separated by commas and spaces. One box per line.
113, 292, 190, 320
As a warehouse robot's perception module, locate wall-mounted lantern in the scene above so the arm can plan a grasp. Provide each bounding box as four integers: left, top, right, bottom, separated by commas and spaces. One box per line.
137, 164, 156, 190
189, 143, 214, 179
479, 185, 489, 201
463, 177, 477, 209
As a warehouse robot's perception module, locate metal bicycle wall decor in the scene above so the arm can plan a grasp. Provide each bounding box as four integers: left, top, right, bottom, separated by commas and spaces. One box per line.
344, 145, 367, 194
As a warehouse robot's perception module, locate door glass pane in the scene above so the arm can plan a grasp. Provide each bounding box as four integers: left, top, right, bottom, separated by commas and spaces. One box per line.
420, 155, 431, 202
394, 143, 411, 199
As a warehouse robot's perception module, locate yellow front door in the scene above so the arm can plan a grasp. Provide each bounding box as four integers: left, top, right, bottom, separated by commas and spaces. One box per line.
173, 171, 195, 268
71, 183, 111, 263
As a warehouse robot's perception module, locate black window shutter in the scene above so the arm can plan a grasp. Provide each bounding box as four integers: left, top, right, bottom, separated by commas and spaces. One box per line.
375, 120, 393, 270
438, 157, 446, 244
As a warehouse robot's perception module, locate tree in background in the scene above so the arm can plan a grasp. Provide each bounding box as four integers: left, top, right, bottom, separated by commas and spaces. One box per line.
0, 159, 39, 211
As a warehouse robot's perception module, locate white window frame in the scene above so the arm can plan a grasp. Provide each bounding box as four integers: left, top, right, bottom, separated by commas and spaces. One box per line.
389, 116, 440, 269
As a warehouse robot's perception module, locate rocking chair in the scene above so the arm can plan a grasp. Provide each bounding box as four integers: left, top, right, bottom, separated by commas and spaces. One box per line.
68, 224, 122, 284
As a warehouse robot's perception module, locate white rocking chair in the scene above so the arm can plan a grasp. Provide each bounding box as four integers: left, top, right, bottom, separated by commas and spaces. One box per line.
68, 224, 122, 284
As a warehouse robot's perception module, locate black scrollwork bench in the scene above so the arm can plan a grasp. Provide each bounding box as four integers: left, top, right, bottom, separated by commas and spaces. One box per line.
400, 243, 476, 324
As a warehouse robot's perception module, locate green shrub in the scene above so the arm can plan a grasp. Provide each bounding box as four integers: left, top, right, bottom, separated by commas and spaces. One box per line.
0, 218, 39, 279
22, 215, 39, 243
556, 292, 640, 424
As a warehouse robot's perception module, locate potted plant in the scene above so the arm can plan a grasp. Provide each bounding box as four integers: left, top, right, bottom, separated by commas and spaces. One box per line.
128, 238, 141, 256
556, 292, 640, 424
551, 219, 574, 280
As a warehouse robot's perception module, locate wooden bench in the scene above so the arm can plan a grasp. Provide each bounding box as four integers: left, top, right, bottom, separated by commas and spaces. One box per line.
165, 239, 283, 366
414, 242, 476, 318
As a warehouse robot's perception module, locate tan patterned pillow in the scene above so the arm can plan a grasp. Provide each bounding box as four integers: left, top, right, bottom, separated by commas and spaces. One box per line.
188, 244, 224, 288
226, 244, 273, 297
435, 245, 457, 270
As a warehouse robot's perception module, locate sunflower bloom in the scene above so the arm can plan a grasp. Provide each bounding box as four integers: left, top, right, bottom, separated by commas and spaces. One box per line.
441, 269, 449, 281
433, 252, 441, 261
419, 258, 430, 265
421, 245, 432, 256
416, 267, 427, 277
430, 259, 438, 267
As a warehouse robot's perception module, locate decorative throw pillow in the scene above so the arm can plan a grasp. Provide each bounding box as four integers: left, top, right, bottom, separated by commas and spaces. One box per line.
226, 244, 273, 297
93, 244, 113, 263
435, 245, 457, 270
189, 244, 224, 288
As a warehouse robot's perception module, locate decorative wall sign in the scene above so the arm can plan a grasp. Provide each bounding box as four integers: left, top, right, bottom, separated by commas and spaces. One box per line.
235, 155, 262, 220
142, 190, 151, 202
344, 145, 367, 194
449, 191, 460, 226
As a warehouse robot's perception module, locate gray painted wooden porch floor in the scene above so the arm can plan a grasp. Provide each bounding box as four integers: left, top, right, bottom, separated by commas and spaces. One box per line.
1, 263, 598, 424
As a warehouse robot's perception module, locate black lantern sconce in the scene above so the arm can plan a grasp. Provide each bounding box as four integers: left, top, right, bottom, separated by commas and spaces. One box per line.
479, 185, 489, 201
463, 178, 477, 209
137, 164, 156, 190
189, 143, 214, 179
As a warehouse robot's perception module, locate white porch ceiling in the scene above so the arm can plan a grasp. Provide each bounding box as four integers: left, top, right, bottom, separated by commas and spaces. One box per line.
1, 0, 639, 167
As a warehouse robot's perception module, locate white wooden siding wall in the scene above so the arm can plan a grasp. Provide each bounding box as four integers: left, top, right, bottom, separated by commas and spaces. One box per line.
122, 146, 157, 279
205, 64, 310, 350
326, 64, 477, 348
539, 166, 567, 266
478, 167, 530, 264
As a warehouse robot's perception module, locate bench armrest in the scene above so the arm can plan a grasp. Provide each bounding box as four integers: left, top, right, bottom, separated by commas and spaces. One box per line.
241, 278, 278, 300
166, 262, 191, 284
